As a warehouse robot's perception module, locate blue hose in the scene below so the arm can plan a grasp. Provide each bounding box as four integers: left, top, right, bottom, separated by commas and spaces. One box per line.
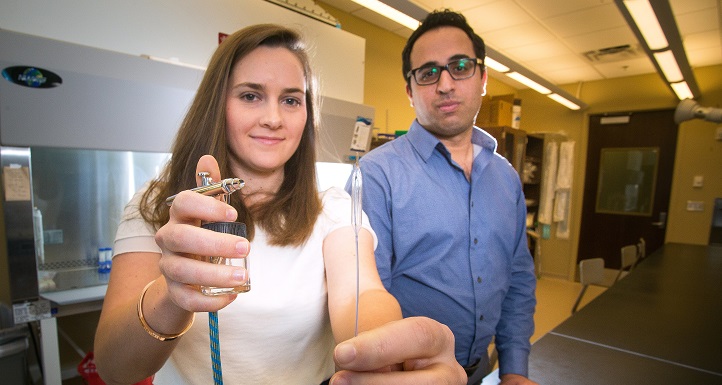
209, 311, 223, 385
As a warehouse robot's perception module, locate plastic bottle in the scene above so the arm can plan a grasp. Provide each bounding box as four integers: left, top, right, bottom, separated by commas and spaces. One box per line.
33, 207, 45, 265
98, 247, 112, 274
511, 99, 522, 129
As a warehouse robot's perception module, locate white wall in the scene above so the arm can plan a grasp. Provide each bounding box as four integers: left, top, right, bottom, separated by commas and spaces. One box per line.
0, 0, 365, 103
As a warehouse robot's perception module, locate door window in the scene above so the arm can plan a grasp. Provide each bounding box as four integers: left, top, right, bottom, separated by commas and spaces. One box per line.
595, 147, 659, 216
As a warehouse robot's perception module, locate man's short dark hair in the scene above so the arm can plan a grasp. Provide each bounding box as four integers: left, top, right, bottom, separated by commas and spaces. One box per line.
402, 9, 486, 86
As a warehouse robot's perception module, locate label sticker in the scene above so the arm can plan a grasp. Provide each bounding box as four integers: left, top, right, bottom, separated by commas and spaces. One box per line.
13, 299, 52, 324
2, 66, 62, 88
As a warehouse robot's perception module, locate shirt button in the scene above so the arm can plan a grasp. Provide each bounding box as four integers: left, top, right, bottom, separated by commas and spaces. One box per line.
479, 315, 484, 321
477, 276, 482, 284
471, 201, 474, 207
473, 238, 478, 245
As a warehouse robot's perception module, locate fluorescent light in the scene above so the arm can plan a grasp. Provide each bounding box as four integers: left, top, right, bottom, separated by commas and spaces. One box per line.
506, 72, 551, 94
670, 81, 693, 100
623, 0, 668, 50
653, 50, 683, 82
484, 56, 510, 72
349, 0, 420, 30
548, 94, 582, 110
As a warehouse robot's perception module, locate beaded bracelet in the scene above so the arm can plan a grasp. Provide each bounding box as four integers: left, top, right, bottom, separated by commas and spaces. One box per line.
137, 280, 194, 341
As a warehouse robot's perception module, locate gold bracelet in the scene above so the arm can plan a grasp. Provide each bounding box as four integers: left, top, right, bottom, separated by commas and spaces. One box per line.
137, 280, 194, 341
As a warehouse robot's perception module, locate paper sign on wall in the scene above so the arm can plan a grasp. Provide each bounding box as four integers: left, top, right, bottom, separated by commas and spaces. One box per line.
3, 164, 31, 201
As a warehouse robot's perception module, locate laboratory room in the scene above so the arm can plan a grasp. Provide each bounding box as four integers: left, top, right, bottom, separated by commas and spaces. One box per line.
0, 1, 720, 385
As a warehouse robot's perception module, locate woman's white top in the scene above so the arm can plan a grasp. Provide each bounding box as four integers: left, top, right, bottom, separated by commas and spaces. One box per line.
114, 186, 376, 385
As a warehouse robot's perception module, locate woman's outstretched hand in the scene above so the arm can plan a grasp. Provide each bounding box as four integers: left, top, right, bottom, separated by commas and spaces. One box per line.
331, 317, 466, 385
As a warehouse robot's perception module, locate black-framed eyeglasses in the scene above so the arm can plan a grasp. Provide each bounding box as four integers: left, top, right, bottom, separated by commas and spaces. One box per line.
406, 58, 484, 86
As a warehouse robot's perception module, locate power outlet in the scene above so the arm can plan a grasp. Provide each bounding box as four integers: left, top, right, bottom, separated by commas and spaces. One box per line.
693, 175, 704, 188
686, 201, 704, 211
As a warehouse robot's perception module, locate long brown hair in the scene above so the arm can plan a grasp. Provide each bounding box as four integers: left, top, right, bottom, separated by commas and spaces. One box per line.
140, 24, 322, 246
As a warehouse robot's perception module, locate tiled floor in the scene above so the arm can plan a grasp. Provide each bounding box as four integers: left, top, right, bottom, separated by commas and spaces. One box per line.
487, 275, 608, 371
532, 276, 607, 342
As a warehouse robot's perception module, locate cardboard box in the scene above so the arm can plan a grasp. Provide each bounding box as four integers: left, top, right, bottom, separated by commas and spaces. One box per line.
477, 95, 516, 127
489, 99, 513, 126
491, 93, 516, 105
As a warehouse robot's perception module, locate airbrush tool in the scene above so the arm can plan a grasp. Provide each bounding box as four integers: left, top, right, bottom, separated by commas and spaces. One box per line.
165, 174, 244, 206
166, 171, 247, 385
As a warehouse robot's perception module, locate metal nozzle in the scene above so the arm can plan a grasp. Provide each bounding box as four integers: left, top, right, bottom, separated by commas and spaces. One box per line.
165, 177, 244, 206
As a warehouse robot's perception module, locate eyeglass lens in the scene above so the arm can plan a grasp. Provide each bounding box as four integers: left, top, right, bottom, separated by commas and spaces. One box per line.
413, 58, 479, 85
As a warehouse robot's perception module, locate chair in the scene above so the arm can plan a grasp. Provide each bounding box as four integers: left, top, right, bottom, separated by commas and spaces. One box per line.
615, 244, 639, 282
636, 237, 646, 265
572, 258, 605, 314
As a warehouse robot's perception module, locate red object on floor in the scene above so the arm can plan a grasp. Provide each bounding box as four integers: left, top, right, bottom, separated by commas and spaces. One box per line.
78, 351, 153, 385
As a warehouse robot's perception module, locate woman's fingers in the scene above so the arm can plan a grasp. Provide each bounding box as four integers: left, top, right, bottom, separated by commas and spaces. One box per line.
196, 155, 222, 187
332, 317, 466, 385
165, 191, 237, 225
156, 220, 247, 259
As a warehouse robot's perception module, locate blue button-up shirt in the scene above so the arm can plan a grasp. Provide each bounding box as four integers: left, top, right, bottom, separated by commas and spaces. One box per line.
347, 120, 536, 376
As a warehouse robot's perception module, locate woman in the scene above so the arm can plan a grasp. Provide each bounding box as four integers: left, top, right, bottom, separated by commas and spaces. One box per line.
94, 24, 464, 385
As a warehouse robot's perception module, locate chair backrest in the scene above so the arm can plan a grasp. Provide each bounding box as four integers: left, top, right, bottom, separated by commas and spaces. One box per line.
573, 258, 606, 313
579, 258, 605, 286
615, 244, 639, 282
620, 245, 638, 269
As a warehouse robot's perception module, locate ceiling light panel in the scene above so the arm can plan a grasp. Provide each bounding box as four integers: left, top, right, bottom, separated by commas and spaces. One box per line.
548, 93, 581, 110
622, 0, 669, 49
506, 72, 552, 94
670, 81, 693, 100
653, 50, 684, 82
484, 57, 510, 72
348, 0, 420, 30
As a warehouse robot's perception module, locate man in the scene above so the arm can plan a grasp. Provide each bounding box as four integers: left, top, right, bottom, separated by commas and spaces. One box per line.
347, 9, 538, 385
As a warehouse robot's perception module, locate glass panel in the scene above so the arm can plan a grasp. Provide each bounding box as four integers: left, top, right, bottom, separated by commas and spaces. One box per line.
595, 147, 658, 216
31, 147, 170, 291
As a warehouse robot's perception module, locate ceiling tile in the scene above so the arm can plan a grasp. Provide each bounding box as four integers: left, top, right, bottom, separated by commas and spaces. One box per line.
413, 0, 498, 13
675, 8, 719, 35
684, 30, 722, 50
483, 22, 556, 49
543, 3, 626, 38
563, 26, 639, 54
593, 57, 656, 78
462, 2, 535, 33
543, 66, 605, 84
503, 40, 574, 62
669, 0, 720, 15
524, 53, 591, 72
516, 0, 616, 20
686, 47, 722, 68
318, 0, 721, 91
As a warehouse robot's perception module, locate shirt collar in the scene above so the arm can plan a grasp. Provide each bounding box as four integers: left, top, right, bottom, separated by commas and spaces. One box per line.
406, 119, 498, 162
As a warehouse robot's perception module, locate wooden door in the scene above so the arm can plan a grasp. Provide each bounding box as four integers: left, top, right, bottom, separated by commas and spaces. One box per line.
578, 109, 677, 269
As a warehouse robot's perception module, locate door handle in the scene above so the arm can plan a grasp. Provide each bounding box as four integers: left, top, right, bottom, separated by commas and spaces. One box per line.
652, 212, 667, 229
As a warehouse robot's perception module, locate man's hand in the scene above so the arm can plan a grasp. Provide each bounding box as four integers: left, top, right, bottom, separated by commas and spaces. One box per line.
500, 373, 539, 385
